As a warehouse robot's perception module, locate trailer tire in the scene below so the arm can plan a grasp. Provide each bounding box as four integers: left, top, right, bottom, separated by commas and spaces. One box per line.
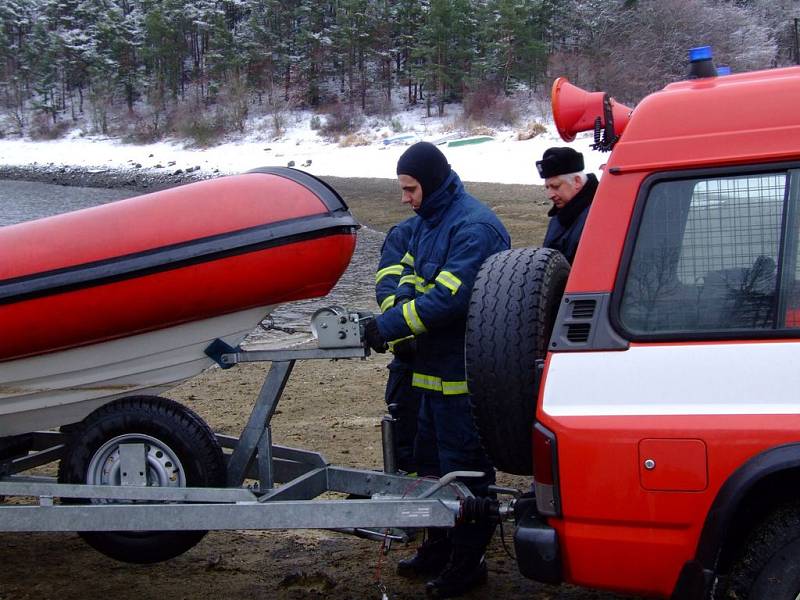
466, 247, 569, 475
723, 503, 800, 599
58, 396, 226, 564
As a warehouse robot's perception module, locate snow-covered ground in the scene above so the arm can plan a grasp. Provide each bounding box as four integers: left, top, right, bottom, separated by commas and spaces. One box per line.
0, 105, 605, 186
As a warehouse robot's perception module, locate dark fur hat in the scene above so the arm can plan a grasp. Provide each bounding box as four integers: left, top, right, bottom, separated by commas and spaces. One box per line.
536, 147, 584, 178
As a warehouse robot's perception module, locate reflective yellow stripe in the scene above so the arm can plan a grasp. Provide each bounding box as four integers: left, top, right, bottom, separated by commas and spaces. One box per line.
435, 271, 462, 295
402, 300, 427, 334
375, 264, 403, 284
399, 274, 417, 287
387, 334, 414, 352
411, 373, 469, 395
415, 277, 435, 294
412, 373, 442, 392
401, 252, 415, 267
380, 294, 396, 313
442, 380, 469, 395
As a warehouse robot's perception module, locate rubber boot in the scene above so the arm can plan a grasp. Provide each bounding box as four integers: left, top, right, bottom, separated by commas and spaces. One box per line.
424, 550, 488, 598
396, 529, 451, 578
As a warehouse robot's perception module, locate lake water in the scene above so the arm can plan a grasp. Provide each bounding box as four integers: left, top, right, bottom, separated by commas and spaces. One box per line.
0, 180, 139, 226
0, 179, 382, 345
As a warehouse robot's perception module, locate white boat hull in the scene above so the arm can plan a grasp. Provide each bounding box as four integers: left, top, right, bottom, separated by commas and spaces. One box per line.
0, 305, 273, 436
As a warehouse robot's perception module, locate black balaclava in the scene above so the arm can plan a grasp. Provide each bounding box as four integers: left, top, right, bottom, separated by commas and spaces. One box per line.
396, 141, 451, 199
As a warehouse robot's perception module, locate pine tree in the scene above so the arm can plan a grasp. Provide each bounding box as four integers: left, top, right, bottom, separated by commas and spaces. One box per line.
26, 10, 62, 125
390, 0, 425, 104
0, 0, 39, 131
241, 0, 288, 105
415, 0, 474, 116
333, 0, 376, 109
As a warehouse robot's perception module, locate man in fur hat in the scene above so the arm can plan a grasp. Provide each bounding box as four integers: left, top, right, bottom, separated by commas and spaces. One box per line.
536, 147, 598, 264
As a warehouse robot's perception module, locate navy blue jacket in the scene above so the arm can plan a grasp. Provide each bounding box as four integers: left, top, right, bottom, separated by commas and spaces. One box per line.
375, 216, 418, 372
543, 173, 598, 264
375, 216, 418, 315
375, 171, 510, 394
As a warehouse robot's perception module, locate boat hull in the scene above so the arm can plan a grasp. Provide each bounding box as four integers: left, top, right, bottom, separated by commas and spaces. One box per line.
0, 168, 358, 434
0, 305, 271, 436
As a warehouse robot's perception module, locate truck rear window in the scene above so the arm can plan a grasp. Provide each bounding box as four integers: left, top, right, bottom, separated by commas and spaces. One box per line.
619, 169, 800, 337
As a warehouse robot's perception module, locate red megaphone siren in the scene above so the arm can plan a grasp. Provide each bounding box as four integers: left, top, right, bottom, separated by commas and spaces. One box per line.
551, 77, 632, 147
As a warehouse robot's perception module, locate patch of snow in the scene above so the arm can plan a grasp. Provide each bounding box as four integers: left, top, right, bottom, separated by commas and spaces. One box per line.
0, 102, 607, 186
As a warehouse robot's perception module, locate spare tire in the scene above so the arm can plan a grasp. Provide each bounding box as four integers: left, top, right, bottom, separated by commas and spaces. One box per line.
466, 247, 570, 475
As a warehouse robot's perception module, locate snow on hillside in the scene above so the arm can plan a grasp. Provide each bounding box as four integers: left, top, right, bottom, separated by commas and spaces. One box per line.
0, 104, 606, 186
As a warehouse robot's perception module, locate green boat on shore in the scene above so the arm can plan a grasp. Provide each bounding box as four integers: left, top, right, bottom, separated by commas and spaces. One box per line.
447, 135, 494, 147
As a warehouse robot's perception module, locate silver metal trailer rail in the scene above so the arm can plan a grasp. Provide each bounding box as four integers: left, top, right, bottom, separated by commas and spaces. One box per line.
0, 309, 476, 546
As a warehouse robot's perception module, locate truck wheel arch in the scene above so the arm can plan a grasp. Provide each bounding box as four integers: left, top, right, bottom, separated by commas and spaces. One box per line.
679, 444, 800, 598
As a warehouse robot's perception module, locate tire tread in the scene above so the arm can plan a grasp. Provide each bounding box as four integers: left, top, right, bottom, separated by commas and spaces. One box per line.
466, 247, 569, 475
57, 396, 225, 564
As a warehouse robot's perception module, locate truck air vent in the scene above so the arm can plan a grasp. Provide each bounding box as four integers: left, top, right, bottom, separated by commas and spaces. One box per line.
571, 299, 596, 319
550, 293, 629, 352
566, 323, 591, 343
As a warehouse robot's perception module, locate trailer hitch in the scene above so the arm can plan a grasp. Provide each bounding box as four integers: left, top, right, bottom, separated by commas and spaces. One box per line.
458, 490, 534, 525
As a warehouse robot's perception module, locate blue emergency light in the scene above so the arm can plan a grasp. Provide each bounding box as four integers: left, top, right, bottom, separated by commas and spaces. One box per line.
688, 46, 717, 79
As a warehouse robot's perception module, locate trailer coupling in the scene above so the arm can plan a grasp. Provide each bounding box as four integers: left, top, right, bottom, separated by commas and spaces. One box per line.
456, 492, 562, 585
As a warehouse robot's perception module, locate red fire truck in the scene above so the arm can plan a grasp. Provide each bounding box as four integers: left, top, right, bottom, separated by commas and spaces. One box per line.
467, 50, 800, 599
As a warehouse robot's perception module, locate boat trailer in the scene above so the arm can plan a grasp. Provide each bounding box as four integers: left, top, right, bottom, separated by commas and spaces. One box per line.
0, 308, 514, 555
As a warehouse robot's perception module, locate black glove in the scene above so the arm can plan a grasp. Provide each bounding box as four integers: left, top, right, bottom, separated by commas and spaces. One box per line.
364, 318, 387, 353
391, 337, 416, 362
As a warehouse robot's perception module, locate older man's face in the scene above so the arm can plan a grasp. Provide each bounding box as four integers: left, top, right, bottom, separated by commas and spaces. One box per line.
545, 174, 583, 210
399, 174, 423, 210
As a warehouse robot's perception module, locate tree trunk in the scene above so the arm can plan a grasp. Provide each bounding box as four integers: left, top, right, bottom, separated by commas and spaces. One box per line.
348, 47, 355, 107
360, 49, 366, 111
126, 82, 134, 113
386, 58, 391, 103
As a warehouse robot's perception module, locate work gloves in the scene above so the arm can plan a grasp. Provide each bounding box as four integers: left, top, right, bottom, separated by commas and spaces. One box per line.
363, 315, 416, 360
364, 318, 387, 353
391, 338, 416, 362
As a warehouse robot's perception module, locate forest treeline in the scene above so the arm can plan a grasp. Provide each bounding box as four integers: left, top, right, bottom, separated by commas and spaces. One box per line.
0, 0, 797, 143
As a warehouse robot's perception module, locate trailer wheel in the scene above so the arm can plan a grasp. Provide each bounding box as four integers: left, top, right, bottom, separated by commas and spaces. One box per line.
466, 248, 569, 475
57, 396, 226, 564
723, 503, 800, 599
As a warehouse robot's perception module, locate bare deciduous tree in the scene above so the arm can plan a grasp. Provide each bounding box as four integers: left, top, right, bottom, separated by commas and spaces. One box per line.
553, 0, 780, 103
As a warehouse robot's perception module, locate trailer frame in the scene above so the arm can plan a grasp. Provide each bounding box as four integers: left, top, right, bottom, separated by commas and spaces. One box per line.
0, 321, 475, 538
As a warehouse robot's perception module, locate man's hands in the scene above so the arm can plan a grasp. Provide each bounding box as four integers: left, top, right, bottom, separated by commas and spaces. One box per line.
391, 338, 416, 362
363, 318, 388, 353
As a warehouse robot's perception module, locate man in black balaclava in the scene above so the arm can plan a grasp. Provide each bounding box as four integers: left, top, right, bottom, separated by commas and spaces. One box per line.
364, 142, 510, 598
536, 146, 598, 264
395, 140, 451, 210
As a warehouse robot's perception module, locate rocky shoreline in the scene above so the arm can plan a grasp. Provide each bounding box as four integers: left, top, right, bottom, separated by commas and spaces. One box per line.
0, 163, 212, 191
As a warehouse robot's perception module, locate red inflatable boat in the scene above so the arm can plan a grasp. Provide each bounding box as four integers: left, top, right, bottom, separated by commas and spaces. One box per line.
0, 167, 358, 435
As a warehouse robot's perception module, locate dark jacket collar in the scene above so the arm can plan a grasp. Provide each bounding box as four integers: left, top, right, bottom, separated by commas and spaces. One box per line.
416, 170, 462, 225
547, 173, 598, 228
